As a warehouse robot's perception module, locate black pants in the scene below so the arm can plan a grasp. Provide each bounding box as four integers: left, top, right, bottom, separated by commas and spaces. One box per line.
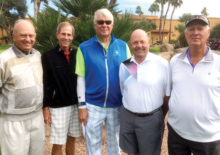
168, 124, 220, 155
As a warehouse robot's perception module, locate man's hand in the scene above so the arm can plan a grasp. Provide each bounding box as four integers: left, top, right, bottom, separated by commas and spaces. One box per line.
78, 108, 88, 126
43, 107, 51, 125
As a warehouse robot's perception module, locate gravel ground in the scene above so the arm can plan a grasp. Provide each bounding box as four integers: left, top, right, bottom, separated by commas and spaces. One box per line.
43, 115, 168, 155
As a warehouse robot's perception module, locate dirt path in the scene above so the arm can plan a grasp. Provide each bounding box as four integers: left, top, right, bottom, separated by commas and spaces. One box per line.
43, 115, 168, 155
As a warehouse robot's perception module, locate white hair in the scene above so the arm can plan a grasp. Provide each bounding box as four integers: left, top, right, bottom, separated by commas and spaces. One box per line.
93, 8, 114, 23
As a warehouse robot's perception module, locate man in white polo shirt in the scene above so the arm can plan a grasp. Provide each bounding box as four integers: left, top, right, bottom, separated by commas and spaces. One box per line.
168, 15, 220, 155
119, 29, 170, 155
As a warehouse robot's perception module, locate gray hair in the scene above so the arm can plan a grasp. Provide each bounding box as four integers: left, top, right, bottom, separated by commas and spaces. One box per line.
93, 8, 114, 24
13, 19, 35, 35
57, 22, 75, 35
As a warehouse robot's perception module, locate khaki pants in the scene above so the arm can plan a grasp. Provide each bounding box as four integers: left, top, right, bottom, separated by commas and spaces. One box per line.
0, 112, 45, 155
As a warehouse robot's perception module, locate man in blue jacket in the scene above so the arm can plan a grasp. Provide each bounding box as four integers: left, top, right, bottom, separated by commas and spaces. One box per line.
75, 8, 131, 155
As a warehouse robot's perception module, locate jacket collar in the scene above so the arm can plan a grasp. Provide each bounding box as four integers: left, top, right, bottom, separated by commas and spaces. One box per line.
94, 33, 115, 44
56, 45, 73, 54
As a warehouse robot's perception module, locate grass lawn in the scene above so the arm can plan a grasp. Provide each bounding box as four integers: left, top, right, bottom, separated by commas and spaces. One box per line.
0, 45, 11, 53
150, 46, 161, 54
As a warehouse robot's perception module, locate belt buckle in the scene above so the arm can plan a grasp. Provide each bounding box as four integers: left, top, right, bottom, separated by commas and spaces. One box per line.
135, 113, 151, 117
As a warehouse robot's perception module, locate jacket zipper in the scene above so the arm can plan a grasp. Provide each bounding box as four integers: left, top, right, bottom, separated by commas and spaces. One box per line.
104, 50, 109, 107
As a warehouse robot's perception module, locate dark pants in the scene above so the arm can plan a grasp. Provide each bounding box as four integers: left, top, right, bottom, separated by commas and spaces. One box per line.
168, 124, 220, 155
119, 106, 164, 155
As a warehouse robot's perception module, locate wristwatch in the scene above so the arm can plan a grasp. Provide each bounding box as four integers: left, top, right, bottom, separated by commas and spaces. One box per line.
78, 102, 86, 107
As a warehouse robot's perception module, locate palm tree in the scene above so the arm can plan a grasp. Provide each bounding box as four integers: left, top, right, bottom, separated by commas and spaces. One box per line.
148, 3, 159, 15
0, 0, 27, 42
31, 0, 48, 18
136, 6, 143, 16
155, 0, 166, 43
161, 0, 173, 43
107, 0, 117, 6
52, 0, 109, 17
31, 7, 67, 52
168, 0, 183, 42
201, 7, 208, 16
32, 0, 156, 52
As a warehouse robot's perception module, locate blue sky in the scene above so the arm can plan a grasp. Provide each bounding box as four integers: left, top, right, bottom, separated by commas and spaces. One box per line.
27, 0, 220, 19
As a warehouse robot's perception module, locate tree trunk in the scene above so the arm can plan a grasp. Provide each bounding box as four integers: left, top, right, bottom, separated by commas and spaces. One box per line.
34, 0, 38, 19
109, 0, 117, 5
161, 2, 171, 43
37, 1, 41, 14
5, 25, 12, 43
0, 28, 4, 43
169, 6, 176, 42
0, 28, 4, 37
159, 0, 164, 43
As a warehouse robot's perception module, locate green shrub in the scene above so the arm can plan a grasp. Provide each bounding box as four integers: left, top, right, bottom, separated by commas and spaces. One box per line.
150, 46, 161, 54
32, 5, 156, 53
169, 40, 178, 44
210, 23, 220, 39
0, 45, 11, 53
31, 7, 67, 53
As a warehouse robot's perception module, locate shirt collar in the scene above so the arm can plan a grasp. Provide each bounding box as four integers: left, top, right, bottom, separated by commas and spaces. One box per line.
57, 45, 72, 54
12, 45, 34, 58
95, 35, 112, 51
130, 52, 151, 64
178, 46, 213, 62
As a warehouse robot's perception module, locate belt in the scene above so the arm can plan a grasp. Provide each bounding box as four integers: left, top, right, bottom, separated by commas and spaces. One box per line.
124, 107, 161, 117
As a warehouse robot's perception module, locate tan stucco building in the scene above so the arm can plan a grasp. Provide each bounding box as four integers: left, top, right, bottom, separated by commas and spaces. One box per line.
130, 14, 220, 44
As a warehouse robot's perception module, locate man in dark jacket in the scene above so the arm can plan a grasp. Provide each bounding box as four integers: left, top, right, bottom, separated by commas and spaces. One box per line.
42, 22, 80, 155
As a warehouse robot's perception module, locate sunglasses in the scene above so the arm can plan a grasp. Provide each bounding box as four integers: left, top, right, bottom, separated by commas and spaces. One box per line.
96, 20, 112, 25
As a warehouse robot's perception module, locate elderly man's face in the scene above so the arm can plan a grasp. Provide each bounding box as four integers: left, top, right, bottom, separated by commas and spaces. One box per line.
56, 25, 73, 50
13, 22, 36, 53
129, 30, 150, 60
94, 15, 113, 38
184, 22, 210, 47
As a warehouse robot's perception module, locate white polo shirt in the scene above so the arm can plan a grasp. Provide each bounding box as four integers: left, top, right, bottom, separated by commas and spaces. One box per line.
168, 48, 220, 142
119, 52, 170, 113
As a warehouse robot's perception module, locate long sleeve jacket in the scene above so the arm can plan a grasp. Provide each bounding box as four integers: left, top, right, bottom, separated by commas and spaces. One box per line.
42, 45, 78, 108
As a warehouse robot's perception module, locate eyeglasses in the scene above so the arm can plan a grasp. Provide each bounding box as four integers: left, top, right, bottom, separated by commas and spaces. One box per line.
96, 20, 112, 25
